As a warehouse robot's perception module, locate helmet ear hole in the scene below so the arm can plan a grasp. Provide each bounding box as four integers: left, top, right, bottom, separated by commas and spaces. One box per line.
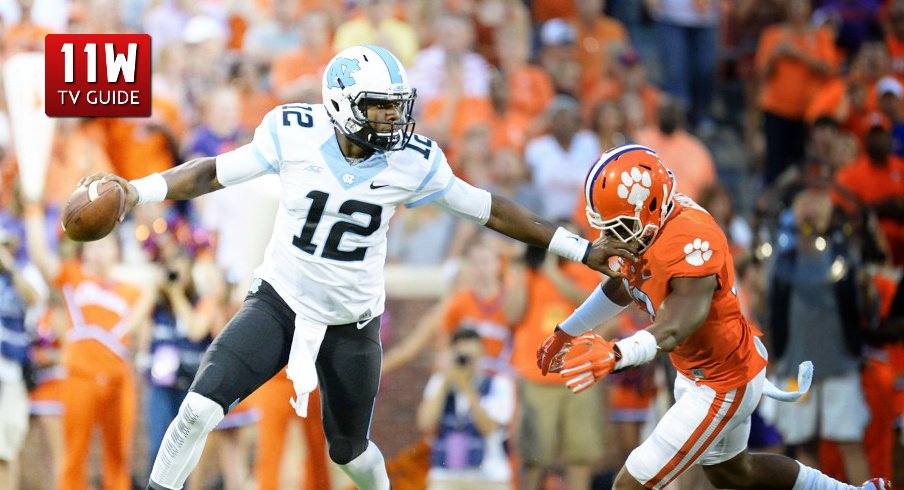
331, 100, 340, 112
649, 197, 658, 212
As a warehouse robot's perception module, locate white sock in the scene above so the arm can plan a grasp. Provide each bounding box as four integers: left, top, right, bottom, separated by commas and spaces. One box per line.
792, 462, 859, 490
149, 393, 224, 489
338, 441, 391, 490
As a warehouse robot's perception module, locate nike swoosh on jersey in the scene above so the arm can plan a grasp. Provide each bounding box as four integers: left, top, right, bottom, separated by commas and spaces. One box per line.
369, 182, 389, 189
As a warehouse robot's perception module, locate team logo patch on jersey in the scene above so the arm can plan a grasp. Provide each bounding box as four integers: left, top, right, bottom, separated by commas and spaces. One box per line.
684, 238, 713, 266
617, 167, 652, 206
343, 174, 355, 184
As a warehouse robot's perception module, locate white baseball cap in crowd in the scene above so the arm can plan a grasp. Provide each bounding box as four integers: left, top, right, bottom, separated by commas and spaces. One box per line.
877, 76, 903, 99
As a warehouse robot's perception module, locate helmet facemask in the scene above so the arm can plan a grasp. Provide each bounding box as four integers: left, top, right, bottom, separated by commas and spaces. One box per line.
586, 205, 661, 253
340, 89, 417, 152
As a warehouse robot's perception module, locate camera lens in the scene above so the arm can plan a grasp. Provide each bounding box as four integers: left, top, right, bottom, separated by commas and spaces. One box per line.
167, 270, 178, 282
455, 354, 470, 366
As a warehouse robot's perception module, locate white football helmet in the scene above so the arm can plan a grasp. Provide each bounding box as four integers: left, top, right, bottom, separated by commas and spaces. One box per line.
322, 45, 416, 152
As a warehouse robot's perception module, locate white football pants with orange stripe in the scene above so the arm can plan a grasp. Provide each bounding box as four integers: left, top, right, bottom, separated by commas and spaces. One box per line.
626, 368, 765, 489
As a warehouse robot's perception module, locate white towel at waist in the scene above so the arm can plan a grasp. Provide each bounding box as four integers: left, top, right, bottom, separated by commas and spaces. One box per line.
285, 316, 327, 417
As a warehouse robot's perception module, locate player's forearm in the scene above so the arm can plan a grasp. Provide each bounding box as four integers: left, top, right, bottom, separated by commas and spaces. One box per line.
559, 279, 629, 336
646, 278, 717, 352
161, 157, 223, 200
484, 195, 556, 249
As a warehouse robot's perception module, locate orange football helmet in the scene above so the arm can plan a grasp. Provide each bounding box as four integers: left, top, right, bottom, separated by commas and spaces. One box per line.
584, 144, 676, 252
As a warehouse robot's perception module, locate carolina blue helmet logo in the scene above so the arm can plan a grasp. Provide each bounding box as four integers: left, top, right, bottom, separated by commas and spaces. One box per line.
326, 58, 361, 89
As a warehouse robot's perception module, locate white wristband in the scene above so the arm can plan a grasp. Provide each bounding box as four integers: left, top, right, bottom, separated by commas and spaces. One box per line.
130, 173, 168, 203
614, 329, 658, 369
548, 227, 591, 263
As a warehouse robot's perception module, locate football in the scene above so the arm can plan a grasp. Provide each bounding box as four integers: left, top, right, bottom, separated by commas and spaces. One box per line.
61, 180, 127, 242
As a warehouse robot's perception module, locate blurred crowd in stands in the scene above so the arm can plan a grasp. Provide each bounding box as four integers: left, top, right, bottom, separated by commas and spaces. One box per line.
0, 0, 903, 489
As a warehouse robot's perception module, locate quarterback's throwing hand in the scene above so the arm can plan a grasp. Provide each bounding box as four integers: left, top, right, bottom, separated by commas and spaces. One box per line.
79, 173, 140, 219
560, 333, 620, 394
537, 327, 574, 375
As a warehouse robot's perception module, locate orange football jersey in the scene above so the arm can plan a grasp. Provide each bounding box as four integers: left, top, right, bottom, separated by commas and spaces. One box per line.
54, 260, 141, 373
620, 195, 766, 392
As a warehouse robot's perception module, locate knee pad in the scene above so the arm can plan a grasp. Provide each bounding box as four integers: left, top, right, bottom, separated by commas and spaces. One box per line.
149, 393, 224, 488
178, 392, 225, 433
328, 436, 368, 465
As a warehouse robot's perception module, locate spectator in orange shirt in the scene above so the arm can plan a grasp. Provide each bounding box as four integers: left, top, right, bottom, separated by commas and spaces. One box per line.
733, 0, 786, 146
494, 24, 555, 123
383, 236, 518, 374
573, 0, 629, 97
835, 124, 904, 266
756, 0, 838, 184
417, 64, 495, 159
23, 201, 157, 490
633, 98, 717, 202
509, 242, 603, 490
582, 47, 661, 134
486, 63, 541, 153
232, 60, 281, 134
537, 18, 582, 98
40, 118, 114, 212
270, 10, 335, 103
805, 78, 872, 139
95, 96, 183, 182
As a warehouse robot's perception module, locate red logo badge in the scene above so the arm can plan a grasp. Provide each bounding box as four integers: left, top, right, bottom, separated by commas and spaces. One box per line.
44, 34, 151, 117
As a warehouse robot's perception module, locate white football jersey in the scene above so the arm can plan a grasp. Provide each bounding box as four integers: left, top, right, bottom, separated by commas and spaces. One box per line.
216, 104, 454, 325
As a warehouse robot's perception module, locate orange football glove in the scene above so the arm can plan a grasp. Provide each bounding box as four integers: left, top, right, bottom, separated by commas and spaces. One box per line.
537, 326, 574, 375
559, 333, 621, 393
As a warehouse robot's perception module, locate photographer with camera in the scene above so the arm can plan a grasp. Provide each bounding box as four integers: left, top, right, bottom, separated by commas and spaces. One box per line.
140, 224, 214, 477
417, 328, 515, 490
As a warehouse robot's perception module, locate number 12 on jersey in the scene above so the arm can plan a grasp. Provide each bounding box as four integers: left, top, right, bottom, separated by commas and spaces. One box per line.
292, 190, 382, 262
